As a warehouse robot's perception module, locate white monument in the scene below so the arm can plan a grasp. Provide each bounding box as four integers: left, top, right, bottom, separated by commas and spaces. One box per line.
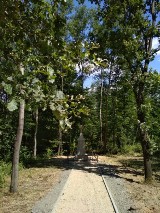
77, 133, 85, 156
76, 125, 88, 160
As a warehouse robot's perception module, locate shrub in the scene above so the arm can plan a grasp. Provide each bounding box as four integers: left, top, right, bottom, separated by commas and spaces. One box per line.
121, 144, 142, 155
0, 161, 11, 188
20, 146, 32, 166
43, 148, 53, 159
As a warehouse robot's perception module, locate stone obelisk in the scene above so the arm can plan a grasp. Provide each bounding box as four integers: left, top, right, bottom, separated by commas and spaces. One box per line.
77, 125, 86, 159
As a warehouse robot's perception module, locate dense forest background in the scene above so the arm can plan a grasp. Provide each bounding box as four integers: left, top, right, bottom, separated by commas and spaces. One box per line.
0, 0, 160, 191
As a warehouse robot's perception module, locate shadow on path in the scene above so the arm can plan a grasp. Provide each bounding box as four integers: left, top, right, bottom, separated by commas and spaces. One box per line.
26, 156, 100, 175
26, 155, 160, 183
99, 163, 142, 184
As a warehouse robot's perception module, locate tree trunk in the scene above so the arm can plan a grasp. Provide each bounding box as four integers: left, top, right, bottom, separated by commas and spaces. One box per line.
10, 63, 25, 193
10, 100, 25, 193
134, 81, 152, 182
133, 0, 156, 182
103, 92, 108, 153
100, 68, 103, 146
33, 108, 38, 159
139, 125, 152, 182
58, 129, 62, 156
58, 75, 64, 156
111, 94, 116, 148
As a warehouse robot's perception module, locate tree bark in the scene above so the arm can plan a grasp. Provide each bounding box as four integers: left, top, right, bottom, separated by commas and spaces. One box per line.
58, 74, 64, 156
103, 94, 108, 153
10, 63, 25, 193
140, 125, 152, 182
133, 0, 156, 182
58, 129, 63, 156
100, 68, 103, 146
10, 100, 25, 193
33, 108, 38, 159
111, 94, 116, 148
134, 81, 152, 182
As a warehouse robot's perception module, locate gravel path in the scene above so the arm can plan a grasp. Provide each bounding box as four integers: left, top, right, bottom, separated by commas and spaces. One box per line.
32, 161, 115, 213
32, 156, 160, 213
32, 160, 137, 213
99, 164, 137, 213
52, 162, 114, 213
32, 169, 71, 213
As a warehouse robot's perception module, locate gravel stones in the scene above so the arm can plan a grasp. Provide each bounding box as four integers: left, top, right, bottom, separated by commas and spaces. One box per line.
99, 164, 138, 213
32, 169, 71, 213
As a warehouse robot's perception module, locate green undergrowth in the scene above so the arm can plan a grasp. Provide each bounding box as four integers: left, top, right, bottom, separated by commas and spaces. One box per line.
107, 144, 142, 155
0, 161, 11, 188
0, 161, 24, 188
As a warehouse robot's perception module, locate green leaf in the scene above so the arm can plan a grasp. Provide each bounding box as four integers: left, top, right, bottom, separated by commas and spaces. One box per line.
47, 66, 54, 76
48, 78, 55, 83
2, 82, 12, 95
65, 118, 72, 128
59, 120, 65, 129
56, 91, 64, 100
49, 102, 56, 111
7, 100, 18, 111
7, 76, 13, 81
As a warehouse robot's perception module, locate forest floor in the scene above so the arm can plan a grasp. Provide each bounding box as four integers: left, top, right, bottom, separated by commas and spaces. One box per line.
0, 155, 160, 213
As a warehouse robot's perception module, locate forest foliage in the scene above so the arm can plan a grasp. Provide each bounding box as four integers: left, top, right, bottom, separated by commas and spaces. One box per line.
0, 0, 160, 189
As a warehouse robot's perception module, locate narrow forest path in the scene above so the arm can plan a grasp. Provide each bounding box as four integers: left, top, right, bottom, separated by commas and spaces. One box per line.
51, 161, 115, 213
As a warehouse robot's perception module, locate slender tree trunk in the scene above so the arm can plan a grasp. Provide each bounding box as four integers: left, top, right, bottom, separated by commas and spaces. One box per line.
109, 63, 117, 149
100, 68, 103, 146
10, 100, 25, 193
78, 61, 84, 92
10, 63, 25, 193
111, 94, 116, 147
58, 75, 64, 156
58, 129, 62, 156
103, 94, 108, 153
33, 108, 38, 159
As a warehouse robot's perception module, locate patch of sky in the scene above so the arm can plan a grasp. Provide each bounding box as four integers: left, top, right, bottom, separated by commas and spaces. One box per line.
83, 76, 93, 88
149, 37, 160, 72
73, 0, 96, 8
